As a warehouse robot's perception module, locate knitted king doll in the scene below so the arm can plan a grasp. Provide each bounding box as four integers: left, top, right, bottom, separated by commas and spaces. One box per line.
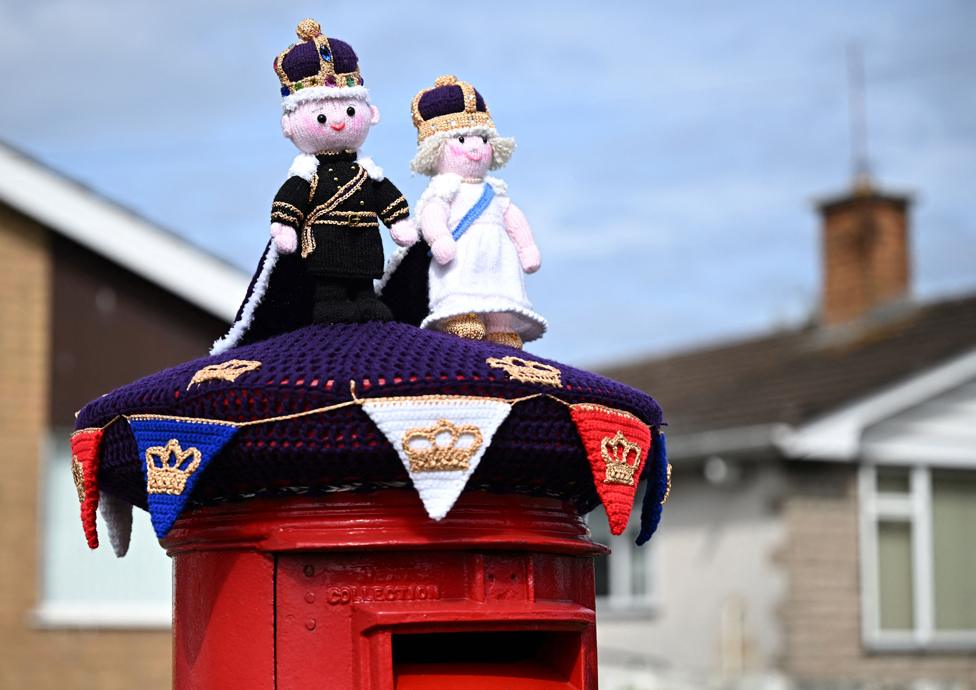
265, 20, 416, 326
382, 75, 546, 350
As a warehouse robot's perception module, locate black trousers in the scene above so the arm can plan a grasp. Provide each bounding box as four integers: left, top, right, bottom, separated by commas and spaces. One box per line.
312, 277, 392, 324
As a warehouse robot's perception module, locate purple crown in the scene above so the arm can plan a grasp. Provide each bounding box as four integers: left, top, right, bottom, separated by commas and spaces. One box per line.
274, 19, 364, 102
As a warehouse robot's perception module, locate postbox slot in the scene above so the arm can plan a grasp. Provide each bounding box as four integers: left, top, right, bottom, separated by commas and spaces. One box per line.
392, 630, 581, 689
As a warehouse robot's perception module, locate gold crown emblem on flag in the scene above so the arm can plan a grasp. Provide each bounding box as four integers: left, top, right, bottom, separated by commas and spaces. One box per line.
71, 454, 85, 502
402, 419, 484, 473
145, 439, 201, 495
485, 356, 562, 388
601, 431, 642, 486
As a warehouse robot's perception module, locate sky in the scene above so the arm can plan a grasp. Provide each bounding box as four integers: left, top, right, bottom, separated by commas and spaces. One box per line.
1, 1, 974, 367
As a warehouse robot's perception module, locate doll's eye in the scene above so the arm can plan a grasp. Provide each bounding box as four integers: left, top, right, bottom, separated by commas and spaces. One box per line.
457, 136, 465, 144
346, 106, 356, 117
481, 135, 488, 143
317, 114, 327, 124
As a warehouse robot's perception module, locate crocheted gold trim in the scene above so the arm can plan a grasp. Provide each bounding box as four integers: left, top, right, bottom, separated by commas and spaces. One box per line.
569, 403, 640, 423
601, 430, 642, 486
411, 74, 494, 143
402, 419, 483, 473
444, 313, 485, 340
146, 439, 201, 496
301, 166, 368, 257
486, 355, 561, 387
71, 454, 85, 502
383, 207, 410, 224
485, 331, 523, 349
381, 196, 408, 215
187, 360, 262, 390
662, 464, 672, 504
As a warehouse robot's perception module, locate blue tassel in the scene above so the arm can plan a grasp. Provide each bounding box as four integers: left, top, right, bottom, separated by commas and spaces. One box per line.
636, 428, 668, 546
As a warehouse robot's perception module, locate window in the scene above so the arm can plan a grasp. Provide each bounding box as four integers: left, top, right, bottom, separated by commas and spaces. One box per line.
36, 430, 172, 628
858, 464, 976, 650
587, 500, 656, 614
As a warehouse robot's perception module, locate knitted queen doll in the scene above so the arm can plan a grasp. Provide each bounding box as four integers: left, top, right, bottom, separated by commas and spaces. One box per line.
407, 75, 546, 349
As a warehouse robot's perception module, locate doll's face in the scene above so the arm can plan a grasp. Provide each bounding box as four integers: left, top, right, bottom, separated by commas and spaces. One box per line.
281, 98, 379, 153
437, 133, 493, 178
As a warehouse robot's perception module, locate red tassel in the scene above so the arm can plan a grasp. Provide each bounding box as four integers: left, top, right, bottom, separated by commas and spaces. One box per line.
569, 404, 651, 535
70, 427, 105, 549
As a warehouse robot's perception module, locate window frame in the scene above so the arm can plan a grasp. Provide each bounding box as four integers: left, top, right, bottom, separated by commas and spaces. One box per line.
858, 463, 976, 651
587, 513, 659, 617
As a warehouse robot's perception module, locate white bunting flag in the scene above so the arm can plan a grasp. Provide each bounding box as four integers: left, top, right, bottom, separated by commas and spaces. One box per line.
362, 396, 513, 520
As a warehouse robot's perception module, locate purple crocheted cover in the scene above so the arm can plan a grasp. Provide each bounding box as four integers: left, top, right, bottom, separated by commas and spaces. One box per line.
76, 322, 664, 514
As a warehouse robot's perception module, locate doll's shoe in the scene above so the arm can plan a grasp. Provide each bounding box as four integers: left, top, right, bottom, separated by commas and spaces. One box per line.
443, 313, 486, 340
313, 300, 358, 324
486, 331, 523, 349
355, 296, 393, 323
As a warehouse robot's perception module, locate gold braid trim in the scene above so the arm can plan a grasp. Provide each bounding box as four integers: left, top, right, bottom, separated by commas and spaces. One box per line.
383, 207, 410, 224
301, 167, 368, 257
381, 196, 407, 215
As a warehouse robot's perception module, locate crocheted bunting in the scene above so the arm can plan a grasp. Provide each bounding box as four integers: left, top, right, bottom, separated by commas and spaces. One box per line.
568, 403, 651, 535
70, 427, 105, 549
362, 396, 512, 520
637, 429, 669, 545
100, 491, 133, 558
128, 418, 238, 538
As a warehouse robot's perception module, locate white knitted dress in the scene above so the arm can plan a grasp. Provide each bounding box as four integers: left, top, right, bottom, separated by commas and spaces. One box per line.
415, 174, 547, 342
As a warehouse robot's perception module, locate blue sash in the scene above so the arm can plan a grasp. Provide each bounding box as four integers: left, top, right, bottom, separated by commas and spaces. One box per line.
428, 183, 495, 256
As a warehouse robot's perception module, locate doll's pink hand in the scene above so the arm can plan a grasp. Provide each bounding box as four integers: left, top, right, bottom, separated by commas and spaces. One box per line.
270, 223, 297, 255
390, 218, 418, 247
519, 244, 541, 273
430, 236, 457, 265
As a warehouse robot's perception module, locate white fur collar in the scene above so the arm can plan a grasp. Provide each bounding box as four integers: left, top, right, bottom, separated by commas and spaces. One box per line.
287, 152, 385, 183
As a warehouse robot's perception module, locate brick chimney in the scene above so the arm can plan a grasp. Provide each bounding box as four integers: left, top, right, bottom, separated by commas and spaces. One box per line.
817, 177, 912, 326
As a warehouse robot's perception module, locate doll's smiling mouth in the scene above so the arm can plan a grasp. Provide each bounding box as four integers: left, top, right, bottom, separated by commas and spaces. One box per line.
330, 122, 346, 132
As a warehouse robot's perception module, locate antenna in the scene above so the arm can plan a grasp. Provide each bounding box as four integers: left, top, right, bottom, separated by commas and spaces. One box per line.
847, 44, 871, 189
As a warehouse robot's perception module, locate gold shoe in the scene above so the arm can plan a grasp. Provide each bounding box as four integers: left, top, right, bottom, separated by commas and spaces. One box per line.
486, 331, 523, 349
443, 313, 486, 340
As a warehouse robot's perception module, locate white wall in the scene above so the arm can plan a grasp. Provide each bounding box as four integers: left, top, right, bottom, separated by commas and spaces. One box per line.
597, 461, 788, 688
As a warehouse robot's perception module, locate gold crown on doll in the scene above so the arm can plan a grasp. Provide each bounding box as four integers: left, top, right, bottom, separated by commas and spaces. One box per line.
145, 439, 201, 496
402, 419, 484, 473
274, 19, 364, 103
601, 431, 642, 486
486, 355, 562, 388
411, 75, 495, 143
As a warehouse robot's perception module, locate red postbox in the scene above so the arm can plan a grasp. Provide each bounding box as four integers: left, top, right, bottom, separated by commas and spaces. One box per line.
165, 489, 605, 690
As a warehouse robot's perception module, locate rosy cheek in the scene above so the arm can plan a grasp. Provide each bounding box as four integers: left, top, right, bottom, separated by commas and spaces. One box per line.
448, 144, 466, 157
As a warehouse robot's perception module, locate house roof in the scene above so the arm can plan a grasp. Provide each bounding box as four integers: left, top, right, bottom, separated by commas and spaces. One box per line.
0, 141, 248, 322
602, 294, 976, 443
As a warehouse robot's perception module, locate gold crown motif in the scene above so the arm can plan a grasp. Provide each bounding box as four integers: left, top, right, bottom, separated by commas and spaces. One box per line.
411, 74, 495, 143
274, 19, 364, 97
71, 454, 85, 503
146, 439, 201, 496
601, 431, 643, 486
187, 359, 262, 390
486, 356, 562, 388
402, 419, 483, 473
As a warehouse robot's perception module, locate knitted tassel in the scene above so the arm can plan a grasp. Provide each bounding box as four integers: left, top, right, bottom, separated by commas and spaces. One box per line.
636, 428, 669, 546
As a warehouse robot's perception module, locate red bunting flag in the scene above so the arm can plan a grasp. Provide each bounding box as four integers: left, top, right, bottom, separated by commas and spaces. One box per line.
70, 427, 106, 549
569, 403, 651, 535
